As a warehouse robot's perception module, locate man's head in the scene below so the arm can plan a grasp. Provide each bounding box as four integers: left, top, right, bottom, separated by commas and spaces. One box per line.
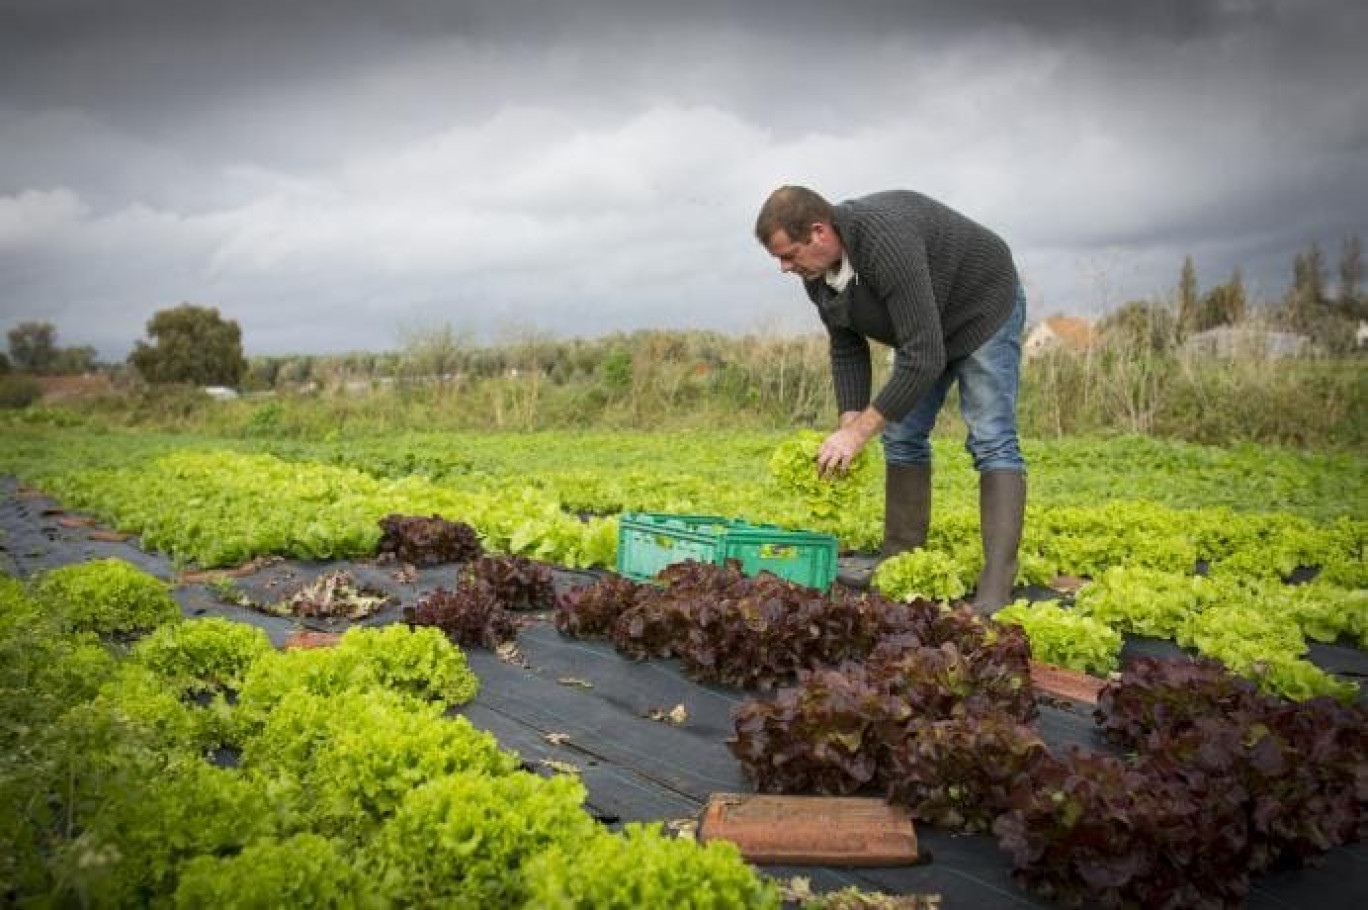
755, 185, 844, 280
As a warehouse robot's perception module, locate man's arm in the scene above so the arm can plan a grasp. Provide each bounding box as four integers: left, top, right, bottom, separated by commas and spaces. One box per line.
820, 406, 887, 474
866, 231, 946, 421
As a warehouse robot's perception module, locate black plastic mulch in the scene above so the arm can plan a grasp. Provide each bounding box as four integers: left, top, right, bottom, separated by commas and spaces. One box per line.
2, 476, 1365, 909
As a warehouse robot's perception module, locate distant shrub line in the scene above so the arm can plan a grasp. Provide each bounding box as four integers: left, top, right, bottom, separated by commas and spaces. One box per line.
6, 325, 1365, 450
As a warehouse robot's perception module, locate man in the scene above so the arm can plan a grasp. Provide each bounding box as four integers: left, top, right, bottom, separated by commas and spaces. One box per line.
755, 186, 1026, 611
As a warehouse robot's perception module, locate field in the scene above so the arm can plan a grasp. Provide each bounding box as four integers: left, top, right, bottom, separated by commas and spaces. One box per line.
1, 416, 1364, 907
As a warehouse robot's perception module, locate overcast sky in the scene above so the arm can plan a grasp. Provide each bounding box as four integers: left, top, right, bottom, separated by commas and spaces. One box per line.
2, 0, 1365, 358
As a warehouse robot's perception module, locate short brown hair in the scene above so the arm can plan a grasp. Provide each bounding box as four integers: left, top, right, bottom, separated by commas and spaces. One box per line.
754, 185, 833, 245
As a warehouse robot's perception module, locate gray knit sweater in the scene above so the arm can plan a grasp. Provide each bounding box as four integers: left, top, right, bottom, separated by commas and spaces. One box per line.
803, 191, 1019, 422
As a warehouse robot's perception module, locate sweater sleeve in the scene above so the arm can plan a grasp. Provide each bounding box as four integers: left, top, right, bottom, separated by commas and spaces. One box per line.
865, 226, 946, 422
827, 325, 872, 415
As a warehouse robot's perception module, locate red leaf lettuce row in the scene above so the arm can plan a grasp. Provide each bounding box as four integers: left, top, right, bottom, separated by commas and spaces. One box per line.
377, 513, 483, 567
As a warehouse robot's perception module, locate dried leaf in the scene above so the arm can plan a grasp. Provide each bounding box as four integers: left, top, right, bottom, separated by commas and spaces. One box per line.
557, 676, 595, 689
495, 641, 528, 667
645, 703, 689, 725
778, 877, 815, 903
539, 758, 580, 776
544, 732, 572, 746
664, 818, 698, 840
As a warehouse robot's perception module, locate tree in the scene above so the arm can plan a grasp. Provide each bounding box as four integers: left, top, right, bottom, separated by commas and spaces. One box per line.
7, 321, 58, 374
128, 304, 247, 386
1177, 256, 1199, 337
1196, 268, 1246, 330
1286, 243, 1331, 332
398, 323, 471, 397
0, 351, 10, 375
52, 345, 97, 375
1098, 300, 1177, 352
1339, 233, 1362, 316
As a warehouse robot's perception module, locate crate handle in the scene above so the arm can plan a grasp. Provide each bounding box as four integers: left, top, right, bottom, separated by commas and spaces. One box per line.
759, 544, 796, 560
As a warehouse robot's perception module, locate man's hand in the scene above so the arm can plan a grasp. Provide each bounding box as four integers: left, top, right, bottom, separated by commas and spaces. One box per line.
818, 408, 887, 475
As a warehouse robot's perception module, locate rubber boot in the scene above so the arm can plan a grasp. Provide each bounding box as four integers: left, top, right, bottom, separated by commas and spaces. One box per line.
972, 470, 1026, 614
837, 463, 932, 589
881, 463, 932, 558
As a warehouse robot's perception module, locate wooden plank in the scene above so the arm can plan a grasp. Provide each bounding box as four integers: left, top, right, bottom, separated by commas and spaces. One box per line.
700, 793, 919, 867
1029, 660, 1106, 704
283, 631, 343, 650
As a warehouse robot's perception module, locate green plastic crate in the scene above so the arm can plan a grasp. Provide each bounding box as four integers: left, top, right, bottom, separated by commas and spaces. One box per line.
616, 512, 838, 591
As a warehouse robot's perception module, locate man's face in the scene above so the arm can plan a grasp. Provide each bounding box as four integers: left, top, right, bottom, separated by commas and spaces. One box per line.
763, 223, 842, 280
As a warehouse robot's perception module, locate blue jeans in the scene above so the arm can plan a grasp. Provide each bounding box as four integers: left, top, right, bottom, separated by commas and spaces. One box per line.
882, 285, 1026, 473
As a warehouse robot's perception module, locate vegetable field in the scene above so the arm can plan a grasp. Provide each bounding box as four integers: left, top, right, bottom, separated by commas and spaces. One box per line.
1, 421, 1364, 908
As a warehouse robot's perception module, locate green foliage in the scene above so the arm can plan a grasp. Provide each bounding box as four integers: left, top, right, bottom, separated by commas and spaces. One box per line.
1097, 300, 1178, 353
81, 663, 228, 756
13, 651, 270, 904
872, 548, 973, 602
1177, 255, 1200, 335
2, 582, 564, 906
601, 345, 633, 395
1177, 604, 1356, 702
130, 617, 273, 694
0, 574, 119, 896
1073, 567, 1214, 639
0, 374, 43, 409
7, 320, 57, 373
128, 303, 248, 386
993, 600, 1123, 675
1072, 568, 1360, 701
51, 344, 98, 375
35, 558, 181, 634
1035, 501, 1198, 577
0, 570, 33, 619
236, 625, 480, 728
240, 688, 516, 840
368, 771, 598, 908
769, 430, 878, 521
173, 834, 378, 910
523, 823, 781, 909
49, 758, 277, 908
1277, 580, 1368, 646
1196, 270, 1246, 330
1240, 652, 1359, 702
43, 448, 618, 569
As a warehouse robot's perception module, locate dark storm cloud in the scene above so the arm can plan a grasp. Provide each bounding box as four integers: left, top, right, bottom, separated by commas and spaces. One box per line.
0, 0, 1364, 356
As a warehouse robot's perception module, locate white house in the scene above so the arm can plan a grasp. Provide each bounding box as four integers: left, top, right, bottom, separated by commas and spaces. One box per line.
1023, 315, 1097, 359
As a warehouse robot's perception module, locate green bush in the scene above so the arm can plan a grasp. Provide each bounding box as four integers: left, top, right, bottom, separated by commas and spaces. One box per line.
369, 772, 597, 907
523, 823, 781, 909
48, 758, 277, 908
79, 663, 227, 757
35, 558, 181, 634
0, 573, 118, 896
131, 617, 272, 694
174, 834, 376, 909
872, 548, 975, 602
235, 625, 480, 727
0, 571, 31, 619
0, 374, 42, 409
993, 600, 1123, 675
239, 688, 517, 840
